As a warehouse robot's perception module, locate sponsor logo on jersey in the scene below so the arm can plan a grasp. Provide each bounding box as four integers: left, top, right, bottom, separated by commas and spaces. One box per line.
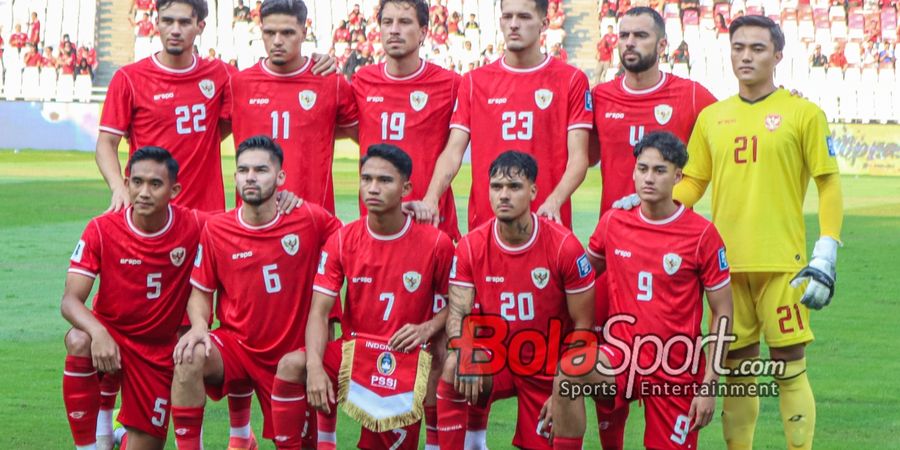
577, 254, 592, 278
485, 276, 505, 283
377, 351, 397, 376
410, 91, 428, 111
585, 91, 593, 111
318, 251, 328, 275
366, 96, 384, 103
487, 97, 507, 105
826, 136, 836, 156
654, 104, 673, 125
352, 276, 373, 284
232, 251, 253, 260
153, 92, 174, 101
718, 247, 729, 270
605, 112, 625, 119
450, 256, 457, 279
194, 244, 202, 267
531, 267, 550, 289
663, 253, 682, 275
249, 98, 270, 105
71, 240, 85, 262
299, 90, 317, 110
614, 248, 632, 258
119, 258, 142, 265
403, 271, 422, 292
170, 246, 186, 267
198, 79, 215, 99
535, 89, 553, 110
765, 114, 782, 131
281, 234, 299, 256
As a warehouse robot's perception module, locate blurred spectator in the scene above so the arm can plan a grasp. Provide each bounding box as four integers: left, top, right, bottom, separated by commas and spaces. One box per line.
431, 0, 449, 26
250, 1, 262, 23
41, 45, 58, 69
810, 44, 828, 67
307, 19, 318, 42
481, 43, 499, 64
28, 12, 40, 46
11, 24, 27, 50
546, 2, 566, 47
355, 34, 374, 55
600, 0, 619, 18
878, 42, 896, 68
862, 41, 878, 67
205, 48, 218, 62
343, 46, 374, 79
334, 20, 351, 43
24, 43, 41, 67
228, 58, 239, 69
349, 4, 362, 28
133, 12, 157, 37
0, 27, 4, 59
337, 47, 352, 69
432, 24, 449, 46
845, 41, 862, 67
550, 42, 568, 62
430, 46, 449, 66
672, 40, 690, 65
460, 40, 480, 71
465, 14, 480, 31
234, 0, 251, 24
132, 0, 155, 15
60, 34, 73, 54
59, 44, 75, 75
448, 12, 462, 36
76, 47, 94, 78
830, 43, 848, 69
596, 25, 617, 84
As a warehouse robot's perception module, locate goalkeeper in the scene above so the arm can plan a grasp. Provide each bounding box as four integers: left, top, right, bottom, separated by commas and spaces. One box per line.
614, 15, 842, 450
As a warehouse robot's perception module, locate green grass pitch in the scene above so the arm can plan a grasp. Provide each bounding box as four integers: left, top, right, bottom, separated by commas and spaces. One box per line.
1, 145, 898, 449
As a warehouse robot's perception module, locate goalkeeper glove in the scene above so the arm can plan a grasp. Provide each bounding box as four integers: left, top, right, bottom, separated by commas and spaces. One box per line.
611, 193, 640, 210
790, 236, 839, 310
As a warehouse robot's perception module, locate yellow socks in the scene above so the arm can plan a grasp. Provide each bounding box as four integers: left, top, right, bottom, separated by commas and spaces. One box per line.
722, 359, 759, 450
774, 358, 816, 450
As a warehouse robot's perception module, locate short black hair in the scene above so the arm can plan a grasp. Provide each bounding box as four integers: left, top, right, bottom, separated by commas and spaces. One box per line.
729, 15, 785, 52
236, 135, 285, 167
624, 6, 666, 39
378, 0, 429, 27
632, 131, 688, 168
156, 0, 209, 21
489, 151, 538, 183
127, 146, 180, 181
260, 0, 308, 25
360, 144, 413, 180
500, 0, 549, 17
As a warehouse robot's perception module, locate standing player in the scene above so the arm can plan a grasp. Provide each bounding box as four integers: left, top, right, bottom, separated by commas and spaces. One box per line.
551, 132, 733, 450
351, 0, 461, 241
169, 136, 342, 450
62, 147, 203, 450
437, 151, 596, 450
268, 144, 455, 450
678, 16, 843, 450
229, 0, 359, 214
589, 9, 717, 447
409, 0, 593, 230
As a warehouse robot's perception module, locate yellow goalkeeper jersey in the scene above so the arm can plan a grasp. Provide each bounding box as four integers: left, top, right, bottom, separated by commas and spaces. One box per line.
684, 89, 839, 272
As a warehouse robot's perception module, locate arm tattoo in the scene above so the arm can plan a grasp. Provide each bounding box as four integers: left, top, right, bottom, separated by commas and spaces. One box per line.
446, 284, 474, 338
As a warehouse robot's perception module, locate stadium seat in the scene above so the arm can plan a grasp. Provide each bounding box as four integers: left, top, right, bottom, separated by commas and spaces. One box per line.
39, 68, 58, 101
21, 67, 40, 101
4, 67, 22, 101
74, 74, 92, 103
672, 63, 689, 78
56, 74, 74, 103
135, 36, 153, 61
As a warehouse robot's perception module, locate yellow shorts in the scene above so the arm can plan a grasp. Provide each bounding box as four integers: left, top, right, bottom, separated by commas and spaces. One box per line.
730, 272, 814, 350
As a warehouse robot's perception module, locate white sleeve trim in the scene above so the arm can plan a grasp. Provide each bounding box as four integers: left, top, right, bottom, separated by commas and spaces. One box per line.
67, 268, 97, 279
312, 285, 339, 297
705, 277, 731, 292
64, 370, 98, 377
449, 280, 475, 288
586, 247, 603, 258
567, 123, 594, 131
99, 125, 126, 136
449, 124, 471, 133
566, 280, 595, 294
190, 278, 215, 293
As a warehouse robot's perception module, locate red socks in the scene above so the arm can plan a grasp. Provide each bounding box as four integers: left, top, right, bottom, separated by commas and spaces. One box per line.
271, 377, 307, 449
553, 436, 584, 449
63, 356, 100, 446
316, 408, 337, 449
171, 406, 204, 450
597, 402, 628, 450
424, 404, 439, 449
436, 379, 467, 450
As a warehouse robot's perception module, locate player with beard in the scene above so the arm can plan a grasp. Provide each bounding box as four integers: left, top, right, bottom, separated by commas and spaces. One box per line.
350, 0, 462, 242
587, 8, 717, 448
229, 0, 359, 214
407, 0, 593, 232
169, 136, 342, 450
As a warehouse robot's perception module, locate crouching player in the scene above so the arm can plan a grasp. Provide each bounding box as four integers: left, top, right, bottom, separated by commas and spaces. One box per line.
270, 144, 455, 450
169, 136, 342, 449
438, 151, 596, 450
62, 147, 204, 450
551, 132, 734, 449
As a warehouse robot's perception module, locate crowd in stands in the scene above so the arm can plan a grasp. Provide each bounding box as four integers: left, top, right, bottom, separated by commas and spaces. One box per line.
1, 0, 99, 101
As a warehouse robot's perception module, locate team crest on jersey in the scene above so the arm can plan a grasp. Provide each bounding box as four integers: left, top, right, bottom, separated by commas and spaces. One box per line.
198, 79, 215, 99
663, 253, 682, 275
299, 90, 317, 110
531, 267, 550, 289
535, 89, 553, 110
410, 91, 428, 112
403, 271, 422, 292
377, 351, 397, 376
170, 247, 187, 267
281, 234, 300, 256
765, 114, 782, 132
654, 104, 673, 125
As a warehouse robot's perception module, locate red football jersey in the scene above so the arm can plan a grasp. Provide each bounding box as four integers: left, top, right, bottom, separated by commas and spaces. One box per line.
190, 203, 341, 369
229, 59, 359, 213
588, 205, 730, 379
451, 56, 593, 230
352, 60, 461, 240
100, 54, 236, 212
592, 72, 716, 214
450, 214, 595, 343
313, 215, 454, 339
68, 205, 204, 342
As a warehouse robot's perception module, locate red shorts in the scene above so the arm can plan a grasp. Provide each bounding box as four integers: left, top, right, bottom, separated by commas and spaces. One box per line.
207, 330, 282, 439
104, 327, 174, 439
488, 369, 554, 450
597, 344, 699, 450
317, 340, 421, 450
593, 272, 611, 333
